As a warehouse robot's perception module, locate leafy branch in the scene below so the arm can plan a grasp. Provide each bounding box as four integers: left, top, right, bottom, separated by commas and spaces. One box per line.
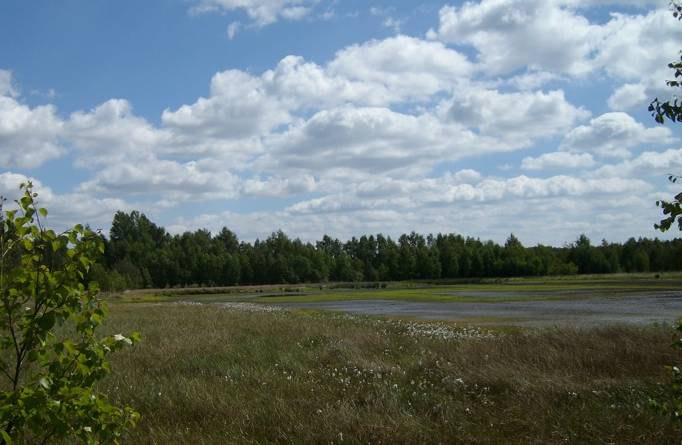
0, 183, 139, 445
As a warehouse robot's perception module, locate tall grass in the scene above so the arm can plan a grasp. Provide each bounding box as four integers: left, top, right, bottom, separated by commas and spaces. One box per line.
100, 303, 682, 444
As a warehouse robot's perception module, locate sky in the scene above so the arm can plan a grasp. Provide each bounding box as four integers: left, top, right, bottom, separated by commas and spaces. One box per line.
1, 0, 682, 246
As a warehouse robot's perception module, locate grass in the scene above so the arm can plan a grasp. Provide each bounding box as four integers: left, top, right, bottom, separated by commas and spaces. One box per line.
99, 302, 682, 444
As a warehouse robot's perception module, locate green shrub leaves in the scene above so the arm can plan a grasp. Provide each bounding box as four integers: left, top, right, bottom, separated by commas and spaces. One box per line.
0, 182, 139, 444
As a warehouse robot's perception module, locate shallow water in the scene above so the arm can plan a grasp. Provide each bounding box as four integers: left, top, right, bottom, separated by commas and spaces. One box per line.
273, 291, 682, 327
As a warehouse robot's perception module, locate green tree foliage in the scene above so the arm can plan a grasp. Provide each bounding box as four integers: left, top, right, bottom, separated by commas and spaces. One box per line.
655, 177, 682, 232
100, 210, 682, 289
0, 183, 139, 444
650, 1, 682, 421
651, 1, 682, 231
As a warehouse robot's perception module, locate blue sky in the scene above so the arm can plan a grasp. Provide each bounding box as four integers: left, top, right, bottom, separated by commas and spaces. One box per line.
1, 0, 681, 246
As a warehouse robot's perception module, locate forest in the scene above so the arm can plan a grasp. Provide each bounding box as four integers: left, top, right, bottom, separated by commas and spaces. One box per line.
91, 210, 682, 290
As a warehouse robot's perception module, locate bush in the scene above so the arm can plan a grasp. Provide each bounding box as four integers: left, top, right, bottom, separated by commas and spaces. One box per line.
0, 183, 139, 444
651, 320, 682, 419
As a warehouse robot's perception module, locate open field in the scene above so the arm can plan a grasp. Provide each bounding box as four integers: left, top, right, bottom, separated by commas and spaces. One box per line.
97, 274, 682, 443
100, 301, 682, 444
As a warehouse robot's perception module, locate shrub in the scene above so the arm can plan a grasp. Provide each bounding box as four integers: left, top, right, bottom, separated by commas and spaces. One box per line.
0, 183, 139, 444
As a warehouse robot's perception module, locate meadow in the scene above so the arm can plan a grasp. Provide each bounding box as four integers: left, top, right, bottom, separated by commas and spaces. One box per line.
100, 274, 682, 444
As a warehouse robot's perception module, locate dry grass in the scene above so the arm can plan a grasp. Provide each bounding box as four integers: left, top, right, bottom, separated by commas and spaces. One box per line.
99, 303, 682, 444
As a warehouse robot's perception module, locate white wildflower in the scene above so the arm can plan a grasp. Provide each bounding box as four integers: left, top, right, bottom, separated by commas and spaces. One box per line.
113, 334, 132, 345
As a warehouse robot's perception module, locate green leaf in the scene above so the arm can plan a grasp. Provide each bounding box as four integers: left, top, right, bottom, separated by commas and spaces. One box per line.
130, 331, 142, 344
0, 429, 13, 444
39, 207, 48, 217
37, 312, 56, 331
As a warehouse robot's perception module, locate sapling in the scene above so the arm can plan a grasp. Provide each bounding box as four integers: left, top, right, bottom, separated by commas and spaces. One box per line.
0, 183, 139, 444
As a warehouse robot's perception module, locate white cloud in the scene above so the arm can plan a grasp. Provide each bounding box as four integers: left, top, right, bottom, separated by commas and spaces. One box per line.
441, 88, 590, 147
169, 171, 660, 245
0, 72, 64, 168
66, 99, 172, 168
258, 37, 472, 110
383, 17, 404, 33
521, 152, 596, 170
227, 21, 241, 39
65, 98, 248, 203
259, 106, 476, 176
560, 112, 673, 158
191, 0, 319, 26
0, 172, 52, 202
286, 173, 650, 215
427, 0, 681, 113
428, 0, 600, 76
242, 175, 317, 197
607, 82, 649, 109
0, 172, 130, 231
507, 70, 562, 90
0, 70, 18, 98
77, 158, 241, 202
262, 56, 384, 108
597, 9, 682, 81
596, 8, 682, 109
328, 35, 472, 102
162, 70, 290, 140
178, 192, 661, 245
595, 148, 682, 177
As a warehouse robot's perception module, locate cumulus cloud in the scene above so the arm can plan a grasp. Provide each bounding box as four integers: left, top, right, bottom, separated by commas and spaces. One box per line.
442, 88, 590, 147
77, 159, 241, 202
427, 0, 600, 76
560, 112, 673, 158
170, 191, 663, 245
261, 56, 385, 108
191, 0, 319, 26
596, 8, 682, 109
426, 0, 681, 112
328, 35, 472, 100
256, 36, 473, 109
0, 70, 18, 98
607, 82, 649, 110
242, 175, 317, 197
66, 99, 172, 167
595, 148, 682, 178
259, 106, 477, 176
0, 71, 64, 168
227, 21, 241, 39
169, 170, 660, 245
162, 70, 290, 140
287, 174, 650, 215
521, 152, 596, 170
506, 70, 562, 90
0, 172, 130, 231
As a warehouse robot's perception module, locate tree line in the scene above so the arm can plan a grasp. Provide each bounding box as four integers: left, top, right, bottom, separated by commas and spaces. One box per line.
90, 211, 682, 290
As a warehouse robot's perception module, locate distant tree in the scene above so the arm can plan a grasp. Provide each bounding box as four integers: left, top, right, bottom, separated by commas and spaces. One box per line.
502, 234, 527, 276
